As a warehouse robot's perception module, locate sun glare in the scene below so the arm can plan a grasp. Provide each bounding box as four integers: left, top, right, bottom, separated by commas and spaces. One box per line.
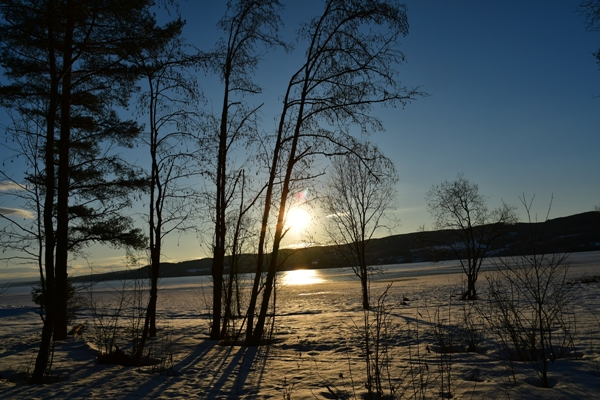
286, 207, 311, 232
281, 269, 324, 285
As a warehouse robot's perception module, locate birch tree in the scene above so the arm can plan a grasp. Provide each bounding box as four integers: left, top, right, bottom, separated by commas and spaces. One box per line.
323, 143, 398, 311
246, 0, 421, 345
208, 0, 286, 340
425, 174, 515, 300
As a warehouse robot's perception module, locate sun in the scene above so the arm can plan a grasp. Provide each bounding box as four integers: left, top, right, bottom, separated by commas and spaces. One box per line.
286, 207, 312, 232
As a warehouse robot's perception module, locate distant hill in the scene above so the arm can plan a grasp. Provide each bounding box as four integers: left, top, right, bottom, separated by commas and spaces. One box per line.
72, 211, 600, 283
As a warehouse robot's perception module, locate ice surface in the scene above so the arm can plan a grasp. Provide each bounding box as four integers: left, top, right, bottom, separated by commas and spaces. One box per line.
1, 252, 599, 399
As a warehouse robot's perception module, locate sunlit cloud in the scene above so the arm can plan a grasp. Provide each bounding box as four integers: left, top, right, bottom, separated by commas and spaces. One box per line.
325, 212, 349, 219
0, 207, 35, 219
0, 181, 24, 191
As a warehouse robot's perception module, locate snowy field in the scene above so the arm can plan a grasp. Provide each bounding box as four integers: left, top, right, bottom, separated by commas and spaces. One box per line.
1, 252, 599, 399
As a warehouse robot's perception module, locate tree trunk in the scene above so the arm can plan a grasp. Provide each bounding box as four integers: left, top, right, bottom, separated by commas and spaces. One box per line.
134, 293, 155, 366
211, 252, 224, 340
31, 113, 58, 380
148, 246, 160, 337
250, 179, 290, 344
31, 4, 59, 379
31, 294, 55, 383
359, 244, 370, 310
54, 0, 74, 341
245, 127, 283, 344
148, 89, 158, 339
251, 107, 303, 344
361, 268, 370, 310
210, 69, 230, 340
461, 274, 477, 300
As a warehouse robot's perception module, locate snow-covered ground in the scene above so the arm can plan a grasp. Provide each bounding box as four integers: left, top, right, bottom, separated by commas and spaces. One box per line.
1, 252, 599, 399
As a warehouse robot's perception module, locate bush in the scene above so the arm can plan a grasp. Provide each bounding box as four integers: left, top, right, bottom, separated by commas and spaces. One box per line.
31, 278, 86, 325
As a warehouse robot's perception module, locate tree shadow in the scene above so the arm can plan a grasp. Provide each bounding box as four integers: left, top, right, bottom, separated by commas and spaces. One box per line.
128, 340, 270, 398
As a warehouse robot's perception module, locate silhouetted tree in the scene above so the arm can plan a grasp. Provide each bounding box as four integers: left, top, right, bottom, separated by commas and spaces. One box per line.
0, 0, 174, 382
220, 170, 259, 342
425, 174, 515, 300
208, 0, 286, 340
0, 118, 47, 279
323, 143, 398, 311
129, 17, 204, 363
0, 0, 61, 381
246, 0, 421, 345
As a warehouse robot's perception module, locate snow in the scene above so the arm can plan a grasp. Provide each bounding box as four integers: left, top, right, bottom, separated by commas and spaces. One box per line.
1, 252, 599, 399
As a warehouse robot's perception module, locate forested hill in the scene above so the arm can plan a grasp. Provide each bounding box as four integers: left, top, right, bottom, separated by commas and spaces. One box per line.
73, 211, 600, 283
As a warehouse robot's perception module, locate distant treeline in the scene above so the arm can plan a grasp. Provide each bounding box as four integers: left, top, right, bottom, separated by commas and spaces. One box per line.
71, 211, 600, 284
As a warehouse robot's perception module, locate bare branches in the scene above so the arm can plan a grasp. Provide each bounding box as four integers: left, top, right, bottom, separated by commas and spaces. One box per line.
484, 195, 576, 388
323, 142, 398, 310
425, 174, 516, 300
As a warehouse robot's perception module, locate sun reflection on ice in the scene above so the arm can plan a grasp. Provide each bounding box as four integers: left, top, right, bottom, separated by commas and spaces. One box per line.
281, 269, 324, 285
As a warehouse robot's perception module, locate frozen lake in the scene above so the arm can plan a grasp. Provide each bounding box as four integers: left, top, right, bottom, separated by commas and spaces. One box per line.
2, 250, 598, 317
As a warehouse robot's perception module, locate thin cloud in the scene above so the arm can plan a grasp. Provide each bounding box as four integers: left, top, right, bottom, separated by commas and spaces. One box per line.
0, 207, 35, 219
325, 212, 349, 219
0, 181, 24, 191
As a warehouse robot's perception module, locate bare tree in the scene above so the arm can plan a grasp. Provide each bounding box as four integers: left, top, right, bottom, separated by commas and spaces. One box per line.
130, 20, 205, 363
207, 0, 286, 341
323, 142, 398, 310
483, 195, 576, 388
245, 0, 421, 345
322, 143, 398, 399
425, 174, 515, 300
0, 116, 46, 276
219, 170, 261, 342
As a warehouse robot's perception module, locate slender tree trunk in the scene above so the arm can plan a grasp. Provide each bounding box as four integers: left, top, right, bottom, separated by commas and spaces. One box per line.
133, 230, 159, 365
211, 251, 224, 340
245, 160, 279, 343
31, 2, 58, 380
134, 291, 155, 366
359, 241, 370, 310
210, 70, 231, 340
245, 112, 287, 344
462, 273, 477, 300
148, 244, 160, 337
364, 308, 373, 398
361, 267, 369, 310
251, 107, 304, 344
134, 236, 160, 364
31, 103, 58, 381
54, 0, 74, 341
221, 182, 244, 340
147, 83, 158, 339
251, 206, 285, 344
221, 269, 233, 340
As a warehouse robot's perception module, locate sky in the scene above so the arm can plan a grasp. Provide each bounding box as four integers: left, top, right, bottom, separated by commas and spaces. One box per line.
1, 0, 599, 281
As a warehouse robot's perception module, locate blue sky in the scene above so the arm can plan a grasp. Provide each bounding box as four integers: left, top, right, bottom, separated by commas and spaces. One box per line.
1, 0, 599, 280
379, 0, 600, 229
188, 0, 600, 241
